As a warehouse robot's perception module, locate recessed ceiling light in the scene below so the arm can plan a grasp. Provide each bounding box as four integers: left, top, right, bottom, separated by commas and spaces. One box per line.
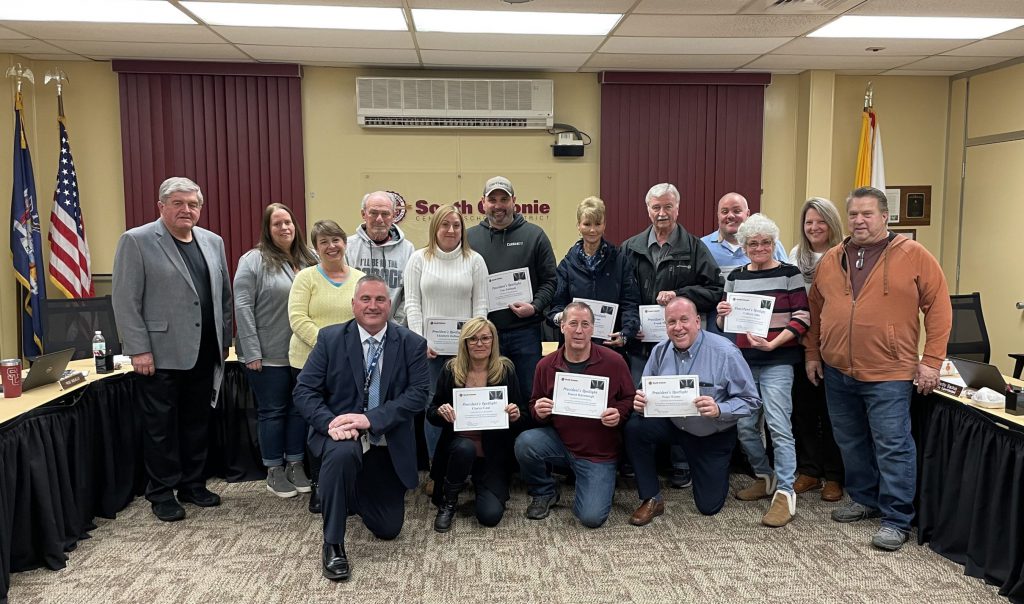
809, 16, 1024, 39
181, 2, 406, 30
412, 9, 622, 36
0, 0, 195, 24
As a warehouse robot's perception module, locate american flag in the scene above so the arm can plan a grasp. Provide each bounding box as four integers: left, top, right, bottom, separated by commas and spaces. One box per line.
48, 119, 94, 298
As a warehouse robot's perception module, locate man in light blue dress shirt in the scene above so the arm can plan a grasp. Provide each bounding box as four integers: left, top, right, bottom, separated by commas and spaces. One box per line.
623, 296, 761, 526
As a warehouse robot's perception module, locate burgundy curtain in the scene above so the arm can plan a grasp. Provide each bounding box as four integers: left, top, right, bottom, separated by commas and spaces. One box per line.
599, 72, 770, 244
113, 61, 306, 276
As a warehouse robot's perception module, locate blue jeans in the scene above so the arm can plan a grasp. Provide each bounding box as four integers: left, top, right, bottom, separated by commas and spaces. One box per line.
244, 365, 306, 467
823, 365, 916, 532
498, 324, 542, 403
736, 363, 796, 492
514, 427, 617, 528
424, 355, 450, 460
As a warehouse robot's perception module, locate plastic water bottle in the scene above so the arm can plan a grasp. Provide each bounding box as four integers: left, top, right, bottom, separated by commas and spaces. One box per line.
92, 331, 106, 372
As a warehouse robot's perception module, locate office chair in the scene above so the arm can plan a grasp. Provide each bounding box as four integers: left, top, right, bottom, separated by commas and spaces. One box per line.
947, 292, 990, 364
41, 295, 122, 360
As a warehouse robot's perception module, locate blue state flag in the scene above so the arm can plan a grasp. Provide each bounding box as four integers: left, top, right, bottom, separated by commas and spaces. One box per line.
10, 92, 47, 357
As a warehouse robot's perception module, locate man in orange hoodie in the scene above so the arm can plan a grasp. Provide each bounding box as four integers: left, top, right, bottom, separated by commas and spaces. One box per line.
804, 186, 951, 552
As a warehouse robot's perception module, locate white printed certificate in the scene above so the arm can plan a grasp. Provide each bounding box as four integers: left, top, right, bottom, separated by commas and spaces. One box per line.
723, 292, 775, 338
424, 317, 468, 356
487, 268, 533, 313
642, 375, 700, 418
453, 386, 510, 432
639, 305, 667, 343
572, 298, 619, 340
552, 372, 608, 419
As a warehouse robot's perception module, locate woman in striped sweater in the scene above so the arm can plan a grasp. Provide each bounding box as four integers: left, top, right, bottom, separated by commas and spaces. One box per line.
403, 205, 490, 481
716, 213, 810, 528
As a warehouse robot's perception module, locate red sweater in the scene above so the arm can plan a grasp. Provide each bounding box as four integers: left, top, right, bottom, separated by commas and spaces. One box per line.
529, 344, 635, 462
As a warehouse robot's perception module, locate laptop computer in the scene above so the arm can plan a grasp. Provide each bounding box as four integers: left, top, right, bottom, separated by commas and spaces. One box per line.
22, 347, 76, 392
948, 356, 1008, 393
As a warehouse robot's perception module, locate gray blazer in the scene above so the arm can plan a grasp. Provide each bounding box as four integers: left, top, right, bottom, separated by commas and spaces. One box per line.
112, 219, 232, 394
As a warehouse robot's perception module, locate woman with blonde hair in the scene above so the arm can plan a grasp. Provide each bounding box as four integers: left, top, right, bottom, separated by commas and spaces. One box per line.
789, 197, 846, 502
426, 317, 523, 532
404, 204, 489, 490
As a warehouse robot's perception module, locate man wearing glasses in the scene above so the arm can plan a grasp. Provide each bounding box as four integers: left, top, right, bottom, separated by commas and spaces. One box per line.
804, 186, 951, 552
346, 191, 414, 324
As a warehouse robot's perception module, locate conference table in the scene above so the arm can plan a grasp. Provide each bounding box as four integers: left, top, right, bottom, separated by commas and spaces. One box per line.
1, 358, 1022, 603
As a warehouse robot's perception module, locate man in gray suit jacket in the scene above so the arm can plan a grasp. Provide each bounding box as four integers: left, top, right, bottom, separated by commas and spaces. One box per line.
294, 275, 430, 581
112, 176, 232, 522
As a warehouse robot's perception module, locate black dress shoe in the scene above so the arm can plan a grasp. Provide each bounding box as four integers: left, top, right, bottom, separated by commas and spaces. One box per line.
177, 486, 221, 507
152, 499, 186, 522
308, 483, 321, 514
322, 542, 350, 581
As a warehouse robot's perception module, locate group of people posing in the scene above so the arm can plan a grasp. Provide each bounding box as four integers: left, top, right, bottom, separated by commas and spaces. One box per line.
111, 175, 952, 583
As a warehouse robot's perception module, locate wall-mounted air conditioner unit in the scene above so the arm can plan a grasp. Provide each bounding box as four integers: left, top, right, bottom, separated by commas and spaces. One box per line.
356, 77, 554, 129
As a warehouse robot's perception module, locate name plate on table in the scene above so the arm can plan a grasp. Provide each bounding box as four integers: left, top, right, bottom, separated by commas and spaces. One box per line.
59, 371, 87, 390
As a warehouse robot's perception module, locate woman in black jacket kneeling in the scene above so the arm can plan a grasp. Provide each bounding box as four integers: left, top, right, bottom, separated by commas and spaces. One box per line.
427, 317, 524, 532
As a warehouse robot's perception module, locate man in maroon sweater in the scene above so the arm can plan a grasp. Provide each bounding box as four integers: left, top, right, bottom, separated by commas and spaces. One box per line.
513, 302, 635, 528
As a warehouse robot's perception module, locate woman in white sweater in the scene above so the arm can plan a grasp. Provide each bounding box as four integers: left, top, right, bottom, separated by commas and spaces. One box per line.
404, 205, 489, 473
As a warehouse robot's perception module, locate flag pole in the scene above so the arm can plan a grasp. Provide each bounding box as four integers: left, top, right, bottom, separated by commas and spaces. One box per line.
44, 69, 69, 121
863, 81, 874, 110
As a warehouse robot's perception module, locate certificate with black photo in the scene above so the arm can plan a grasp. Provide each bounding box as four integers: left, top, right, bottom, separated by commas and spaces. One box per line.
639, 305, 667, 343
641, 374, 700, 417
425, 317, 468, 356
453, 386, 510, 431
552, 372, 608, 419
487, 268, 533, 313
723, 292, 774, 338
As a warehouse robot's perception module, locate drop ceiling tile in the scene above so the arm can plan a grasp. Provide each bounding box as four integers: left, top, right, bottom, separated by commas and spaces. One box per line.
944, 39, 1024, 56
586, 53, 759, 70
633, 0, 748, 15
0, 24, 29, 39
214, 26, 414, 48
736, 68, 803, 74
602, 36, 791, 54
421, 50, 589, 69
616, 14, 832, 37
833, 69, 886, 75
241, 45, 419, 65
900, 55, 1014, 70
185, 0, 403, 5
742, 0, 862, 15
408, 0, 634, 11
851, 0, 1024, 18
3, 22, 218, 43
0, 39, 67, 54
744, 54, 922, 70
58, 40, 249, 61
416, 32, 603, 53
881, 69, 961, 76
774, 37, 968, 56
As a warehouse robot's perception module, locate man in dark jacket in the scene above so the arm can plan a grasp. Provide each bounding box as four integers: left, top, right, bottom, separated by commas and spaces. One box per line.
467, 176, 558, 402
621, 182, 723, 488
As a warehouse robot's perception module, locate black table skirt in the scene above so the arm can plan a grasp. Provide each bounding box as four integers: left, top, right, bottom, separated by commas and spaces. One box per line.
2, 372, 1021, 603
913, 393, 1024, 604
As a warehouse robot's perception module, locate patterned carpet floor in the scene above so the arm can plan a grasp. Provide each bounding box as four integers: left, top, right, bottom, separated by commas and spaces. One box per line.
8, 474, 1005, 604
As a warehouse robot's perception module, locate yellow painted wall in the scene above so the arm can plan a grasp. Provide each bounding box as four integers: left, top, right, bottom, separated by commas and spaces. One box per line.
0, 54, 123, 359
829, 75, 950, 257
761, 74, 800, 248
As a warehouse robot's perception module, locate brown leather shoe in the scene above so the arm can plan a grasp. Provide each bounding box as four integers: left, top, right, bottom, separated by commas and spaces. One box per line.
762, 491, 795, 528
821, 480, 843, 502
793, 474, 823, 494
629, 498, 665, 526
735, 475, 775, 501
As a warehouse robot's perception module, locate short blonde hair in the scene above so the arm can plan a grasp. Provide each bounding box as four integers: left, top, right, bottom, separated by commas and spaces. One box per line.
577, 196, 606, 224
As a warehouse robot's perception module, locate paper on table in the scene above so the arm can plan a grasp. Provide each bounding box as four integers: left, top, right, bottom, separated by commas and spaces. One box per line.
487, 268, 533, 313
572, 298, 618, 340
639, 305, 667, 343
552, 372, 608, 419
723, 292, 775, 338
